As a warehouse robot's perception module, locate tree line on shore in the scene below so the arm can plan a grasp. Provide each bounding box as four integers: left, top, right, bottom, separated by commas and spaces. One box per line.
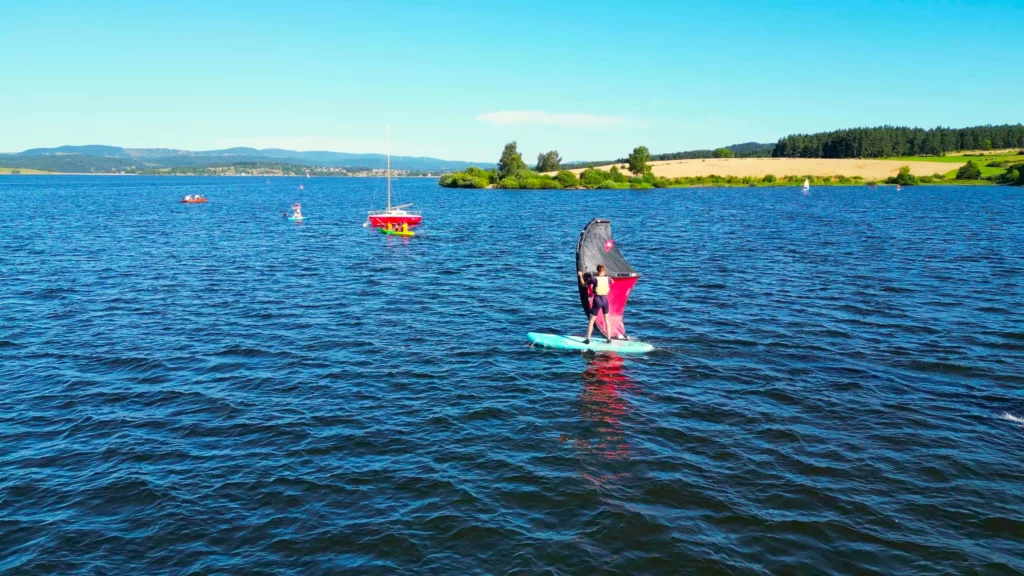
439, 142, 661, 189
439, 140, 1024, 189
773, 124, 1024, 158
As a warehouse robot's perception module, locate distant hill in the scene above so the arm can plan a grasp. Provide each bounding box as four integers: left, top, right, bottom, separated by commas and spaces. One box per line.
722, 142, 776, 156
19, 145, 131, 157
562, 141, 775, 169
649, 142, 775, 161
0, 145, 495, 173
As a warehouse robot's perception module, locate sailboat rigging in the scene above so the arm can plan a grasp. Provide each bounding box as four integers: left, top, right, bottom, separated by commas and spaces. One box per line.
367, 125, 423, 229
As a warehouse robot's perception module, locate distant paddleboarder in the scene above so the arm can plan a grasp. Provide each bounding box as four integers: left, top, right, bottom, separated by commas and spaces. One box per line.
578, 264, 614, 344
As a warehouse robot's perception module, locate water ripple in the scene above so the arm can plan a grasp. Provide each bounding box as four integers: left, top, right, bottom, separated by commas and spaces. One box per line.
1, 178, 1023, 574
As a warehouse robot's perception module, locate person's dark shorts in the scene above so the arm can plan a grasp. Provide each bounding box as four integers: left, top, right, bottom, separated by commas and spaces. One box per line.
590, 295, 610, 316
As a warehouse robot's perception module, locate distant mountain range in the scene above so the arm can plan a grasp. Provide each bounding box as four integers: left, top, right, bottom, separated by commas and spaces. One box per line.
0, 145, 495, 173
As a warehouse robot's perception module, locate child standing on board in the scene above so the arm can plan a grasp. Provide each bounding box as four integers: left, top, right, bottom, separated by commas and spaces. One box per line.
290, 203, 302, 219
578, 264, 614, 345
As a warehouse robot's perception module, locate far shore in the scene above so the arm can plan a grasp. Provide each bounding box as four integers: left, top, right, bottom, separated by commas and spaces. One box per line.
0, 172, 439, 178
555, 157, 966, 180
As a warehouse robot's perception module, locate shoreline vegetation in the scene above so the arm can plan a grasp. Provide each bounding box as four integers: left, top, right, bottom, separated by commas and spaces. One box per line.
440, 124, 1024, 190
439, 143, 1024, 190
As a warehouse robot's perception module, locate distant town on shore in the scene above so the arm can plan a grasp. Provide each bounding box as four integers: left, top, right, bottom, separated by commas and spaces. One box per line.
0, 145, 480, 177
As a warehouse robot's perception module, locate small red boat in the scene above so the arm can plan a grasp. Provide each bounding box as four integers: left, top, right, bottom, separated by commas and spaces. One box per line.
180, 197, 208, 204
368, 209, 421, 229
366, 126, 422, 229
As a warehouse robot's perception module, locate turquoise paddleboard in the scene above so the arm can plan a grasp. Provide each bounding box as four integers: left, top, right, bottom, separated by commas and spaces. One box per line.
287, 216, 305, 221
527, 332, 654, 354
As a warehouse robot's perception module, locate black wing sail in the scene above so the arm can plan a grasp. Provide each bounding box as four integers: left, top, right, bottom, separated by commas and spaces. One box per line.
576, 219, 640, 338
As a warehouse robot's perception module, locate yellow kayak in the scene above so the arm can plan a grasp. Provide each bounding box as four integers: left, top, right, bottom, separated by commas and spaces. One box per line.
380, 228, 415, 237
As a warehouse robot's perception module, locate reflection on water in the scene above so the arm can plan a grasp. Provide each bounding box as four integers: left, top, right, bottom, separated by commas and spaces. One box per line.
578, 353, 636, 460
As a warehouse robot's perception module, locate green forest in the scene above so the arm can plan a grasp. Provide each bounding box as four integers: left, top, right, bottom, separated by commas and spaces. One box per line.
773, 124, 1024, 158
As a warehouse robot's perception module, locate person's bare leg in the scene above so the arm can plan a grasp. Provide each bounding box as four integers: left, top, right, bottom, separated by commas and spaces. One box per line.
601, 311, 613, 343
586, 314, 597, 343
593, 313, 610, 340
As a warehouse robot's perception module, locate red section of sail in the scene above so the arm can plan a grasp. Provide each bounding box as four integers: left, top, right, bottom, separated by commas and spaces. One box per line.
587, 277, 637, 339
368, 214, 423, 228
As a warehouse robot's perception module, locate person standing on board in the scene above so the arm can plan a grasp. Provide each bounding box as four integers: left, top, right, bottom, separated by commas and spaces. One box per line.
578, 264, 614, 345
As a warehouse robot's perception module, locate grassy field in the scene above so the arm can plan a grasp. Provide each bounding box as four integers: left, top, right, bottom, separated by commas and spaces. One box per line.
882, 153, 1024, 180
883, 153, 1024, 164
562, 158, 961, 180
0, 167, 54, 174
541, 151, 1022, 188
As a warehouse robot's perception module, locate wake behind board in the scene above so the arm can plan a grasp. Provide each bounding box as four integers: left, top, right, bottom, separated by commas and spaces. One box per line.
528, 332, 653, 354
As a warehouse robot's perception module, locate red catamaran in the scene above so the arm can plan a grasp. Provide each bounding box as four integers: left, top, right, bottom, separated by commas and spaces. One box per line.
366, 126, 422, 229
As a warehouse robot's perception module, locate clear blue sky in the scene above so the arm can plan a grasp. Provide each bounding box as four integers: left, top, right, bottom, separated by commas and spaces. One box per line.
2, 0, 1021, 162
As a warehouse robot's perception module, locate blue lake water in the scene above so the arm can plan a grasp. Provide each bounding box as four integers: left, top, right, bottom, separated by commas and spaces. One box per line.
1, 176, 1023, 574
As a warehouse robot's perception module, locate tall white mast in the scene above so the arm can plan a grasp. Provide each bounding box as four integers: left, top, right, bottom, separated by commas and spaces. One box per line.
386, 124, 391, 211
